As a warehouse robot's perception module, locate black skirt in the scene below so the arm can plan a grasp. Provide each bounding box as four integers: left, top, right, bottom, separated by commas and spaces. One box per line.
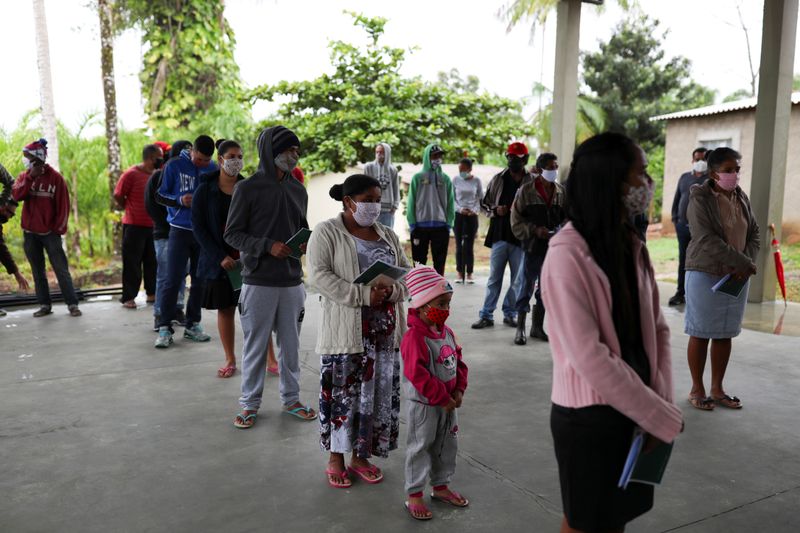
201, 277, 239, 310
550, 404, 654, 531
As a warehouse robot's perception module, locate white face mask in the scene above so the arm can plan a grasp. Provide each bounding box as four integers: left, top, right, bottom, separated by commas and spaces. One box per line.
430, 158, 442, 169
221, 157, 243, 176
351, 201, 382, 227
623, 179, 654, 216
541, 169, 558, 183
22, 157, 32, 170
692, 160, 708, 174
274, 152, 298, 173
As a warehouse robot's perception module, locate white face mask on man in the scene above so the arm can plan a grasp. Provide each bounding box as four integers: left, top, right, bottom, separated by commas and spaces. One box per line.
274, 152, 298, 173
692, 160, 708, 174
541, 169, 558, 183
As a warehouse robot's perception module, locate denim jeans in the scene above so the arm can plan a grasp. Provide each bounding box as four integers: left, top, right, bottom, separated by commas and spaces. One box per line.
479, 240, 524, 320
23, 232, 78, 308
377, 211, 395, 229
156, 228, 202, 328
676, 222, 692, 296
153, 237, 186, 317
515, 251, 545, 313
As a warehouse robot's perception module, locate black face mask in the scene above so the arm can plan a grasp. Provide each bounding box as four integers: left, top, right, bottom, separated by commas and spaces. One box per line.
507, 155, 528, 171
154, 158, 165, 169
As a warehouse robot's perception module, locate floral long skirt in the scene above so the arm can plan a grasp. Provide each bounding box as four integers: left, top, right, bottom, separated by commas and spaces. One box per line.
319, 304, 400, 459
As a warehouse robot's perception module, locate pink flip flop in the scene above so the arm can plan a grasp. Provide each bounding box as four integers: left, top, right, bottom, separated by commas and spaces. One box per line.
404, 501, 433, 521
325, 468, 351, 489
266, 366, 279, 376
431, 489, 469, 507
217, 365, 236, 378
347, 464, 384, 484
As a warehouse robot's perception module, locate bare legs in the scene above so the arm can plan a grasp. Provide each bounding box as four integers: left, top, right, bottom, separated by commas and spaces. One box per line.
218, 306, 236, 368
687, 336, 710, 398
687, 336, 736, 403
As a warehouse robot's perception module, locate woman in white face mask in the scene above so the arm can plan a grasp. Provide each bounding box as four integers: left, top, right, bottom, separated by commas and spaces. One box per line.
306, 174, 412, 490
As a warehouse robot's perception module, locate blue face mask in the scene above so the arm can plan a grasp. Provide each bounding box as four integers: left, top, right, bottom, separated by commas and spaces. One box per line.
459, 171, 470, 179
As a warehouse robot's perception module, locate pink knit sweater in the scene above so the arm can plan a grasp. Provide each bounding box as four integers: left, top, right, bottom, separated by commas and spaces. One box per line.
541, 223, 683, 443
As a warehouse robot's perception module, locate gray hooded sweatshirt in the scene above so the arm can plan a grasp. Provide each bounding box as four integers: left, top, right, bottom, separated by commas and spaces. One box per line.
224, 126, 308, 287
363, 142, 399, 213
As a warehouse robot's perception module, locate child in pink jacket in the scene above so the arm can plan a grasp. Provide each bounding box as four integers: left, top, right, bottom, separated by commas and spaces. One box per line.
401, 266, 468, 521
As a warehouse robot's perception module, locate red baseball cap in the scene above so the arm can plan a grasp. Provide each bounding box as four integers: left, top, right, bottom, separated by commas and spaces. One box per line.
507, 142, 529, 156
154, 141, 171, 155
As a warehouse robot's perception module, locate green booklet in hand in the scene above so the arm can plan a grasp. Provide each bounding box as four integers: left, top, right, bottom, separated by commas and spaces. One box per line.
618, 427, 674, 489
353, 260, 410, 287
226, 261, 243, 291
286, 228, 312, 259
711, 273, 748, 298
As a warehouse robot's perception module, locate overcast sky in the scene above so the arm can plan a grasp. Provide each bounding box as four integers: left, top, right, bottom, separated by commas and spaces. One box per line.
1, 0, 794, 135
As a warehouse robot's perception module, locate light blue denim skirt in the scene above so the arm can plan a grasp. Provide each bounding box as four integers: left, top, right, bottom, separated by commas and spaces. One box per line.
684, 270, 749, 339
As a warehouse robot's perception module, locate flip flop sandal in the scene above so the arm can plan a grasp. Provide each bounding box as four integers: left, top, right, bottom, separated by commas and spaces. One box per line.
217, 365, 236, 378
347, 464, 384, 484
122, 301, 137, 309
688, 396, 715, 411
283, 405, 317, 421
713, 394, 742, 409
404, 501, 433, 521
233, 412, 257, 429
431, 490, 469, 507
325, 468, 352, 489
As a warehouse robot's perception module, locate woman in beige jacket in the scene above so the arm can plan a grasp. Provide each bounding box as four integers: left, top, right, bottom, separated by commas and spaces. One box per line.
306, 174, 411, 489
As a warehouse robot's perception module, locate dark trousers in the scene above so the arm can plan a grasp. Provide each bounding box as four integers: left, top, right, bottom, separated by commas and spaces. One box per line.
411, 226, 450, 276
157, 227, 203, 329
676, 222, 692, 295
121, 224, 157, 302
515, 250, 546, 313
23, 232, 78, 308
453, 214, 478, 275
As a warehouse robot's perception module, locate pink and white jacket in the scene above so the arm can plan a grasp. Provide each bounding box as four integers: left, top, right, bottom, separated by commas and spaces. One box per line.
401, 308, 468, 407
541, 222, 683, 443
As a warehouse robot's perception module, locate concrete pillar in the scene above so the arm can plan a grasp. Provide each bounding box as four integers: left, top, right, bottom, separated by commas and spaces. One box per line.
748, 0, 798, 302
550, 0, 581, 179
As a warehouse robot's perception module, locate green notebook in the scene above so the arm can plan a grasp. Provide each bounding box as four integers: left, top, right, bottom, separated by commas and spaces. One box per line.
286, 228, 312, 259
226, 262, 243, 291
711, 273, 748, 298
353, 260, 410, 287
618, 427, 674, 489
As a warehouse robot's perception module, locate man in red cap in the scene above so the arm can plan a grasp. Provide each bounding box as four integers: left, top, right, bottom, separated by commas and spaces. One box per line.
12, 138, 82, 317
472, 142, 532, 330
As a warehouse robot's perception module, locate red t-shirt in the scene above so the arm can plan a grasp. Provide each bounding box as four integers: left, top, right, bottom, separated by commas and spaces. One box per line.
115, 165, 154, 227
291, 167, 305, 184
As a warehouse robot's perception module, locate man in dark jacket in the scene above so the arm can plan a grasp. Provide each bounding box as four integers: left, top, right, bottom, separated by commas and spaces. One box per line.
153, 135, 217, 348
510, 153, 566, 344
668, 147, 708, 305
1, 165, 31, 316
224, 125, 316, 428
145, 140, 190, 330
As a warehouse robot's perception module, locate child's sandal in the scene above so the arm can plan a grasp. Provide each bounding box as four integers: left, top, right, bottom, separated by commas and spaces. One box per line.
404, 501, 433, 520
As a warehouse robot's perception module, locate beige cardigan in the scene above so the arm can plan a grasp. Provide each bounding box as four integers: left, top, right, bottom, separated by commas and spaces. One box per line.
306, 214, 411, 355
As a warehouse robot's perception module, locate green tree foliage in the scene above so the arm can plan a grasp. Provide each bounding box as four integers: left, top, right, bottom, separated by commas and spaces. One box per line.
722, 89, 753, 103
114, 0, 250, 137
529, 82, 608, 148
582, 15, 715, 150
499, 0, 634, 34
248, 13, 530, 172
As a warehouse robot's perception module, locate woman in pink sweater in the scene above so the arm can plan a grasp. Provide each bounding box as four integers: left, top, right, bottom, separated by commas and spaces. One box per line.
541, 133, 683, 533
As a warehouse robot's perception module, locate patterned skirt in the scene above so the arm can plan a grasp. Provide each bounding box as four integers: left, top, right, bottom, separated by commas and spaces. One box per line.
319, 304, 401, 458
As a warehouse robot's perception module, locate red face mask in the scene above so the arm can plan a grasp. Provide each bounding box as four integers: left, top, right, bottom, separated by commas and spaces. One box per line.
424, 306, 449, 326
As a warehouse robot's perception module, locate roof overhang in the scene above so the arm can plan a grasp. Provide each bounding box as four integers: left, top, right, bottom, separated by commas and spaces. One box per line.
651, 91, 800, 122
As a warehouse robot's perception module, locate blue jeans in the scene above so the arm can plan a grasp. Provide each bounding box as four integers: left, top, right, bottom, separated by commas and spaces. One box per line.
156, 228, 203, 329
515, 251, 545, 313
479, 241, 524, 320
23, 232, 78, 308
378, 211, 395, 228
153, 238, 185, 317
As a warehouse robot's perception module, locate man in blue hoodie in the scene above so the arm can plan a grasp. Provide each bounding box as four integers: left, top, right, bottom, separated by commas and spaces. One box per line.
154, 135, 217, 348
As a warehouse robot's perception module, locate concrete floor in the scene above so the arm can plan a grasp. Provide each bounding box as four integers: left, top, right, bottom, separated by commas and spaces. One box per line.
1, 278, 798, 533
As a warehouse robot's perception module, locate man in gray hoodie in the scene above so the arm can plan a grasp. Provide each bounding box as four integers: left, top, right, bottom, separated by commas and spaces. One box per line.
224, 125, 317, 428
363, 143, 400, 228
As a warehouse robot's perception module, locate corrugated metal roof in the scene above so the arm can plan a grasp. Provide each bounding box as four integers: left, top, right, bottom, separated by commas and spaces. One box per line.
651, 91, 800, 121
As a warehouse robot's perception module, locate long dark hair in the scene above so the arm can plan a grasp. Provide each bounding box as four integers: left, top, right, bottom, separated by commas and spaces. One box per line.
565, 132, 640, 350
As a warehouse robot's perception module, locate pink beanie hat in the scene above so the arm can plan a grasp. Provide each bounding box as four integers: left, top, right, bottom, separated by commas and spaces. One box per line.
406, 266, 453, 308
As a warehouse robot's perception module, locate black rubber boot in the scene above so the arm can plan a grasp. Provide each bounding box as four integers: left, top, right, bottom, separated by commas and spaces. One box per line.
514, 311, 527, 345
531, 305, 549, 342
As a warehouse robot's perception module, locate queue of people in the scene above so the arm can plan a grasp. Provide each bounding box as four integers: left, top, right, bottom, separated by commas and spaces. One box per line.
1, 127, 763, 531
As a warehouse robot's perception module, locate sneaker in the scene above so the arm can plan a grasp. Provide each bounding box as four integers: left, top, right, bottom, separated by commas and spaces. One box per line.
466, 274, 475, 285
184, 324, 211, 342
154, 326, 173, 349
471, 317, 494, 329
173, 308, 187, 326
668, 293, 685, 306
33, 306, 53, 318
68, 305, 82, 317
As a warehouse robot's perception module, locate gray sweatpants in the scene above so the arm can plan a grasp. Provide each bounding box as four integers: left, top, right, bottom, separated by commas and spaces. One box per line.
404, 401, 459, 495
239, 283, 306, 410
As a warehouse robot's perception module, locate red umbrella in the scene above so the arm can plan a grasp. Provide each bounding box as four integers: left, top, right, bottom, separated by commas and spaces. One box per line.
769, 224, 787, 307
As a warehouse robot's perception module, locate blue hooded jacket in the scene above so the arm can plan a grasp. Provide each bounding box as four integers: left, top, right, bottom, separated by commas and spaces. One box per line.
157, 149, 217, 230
